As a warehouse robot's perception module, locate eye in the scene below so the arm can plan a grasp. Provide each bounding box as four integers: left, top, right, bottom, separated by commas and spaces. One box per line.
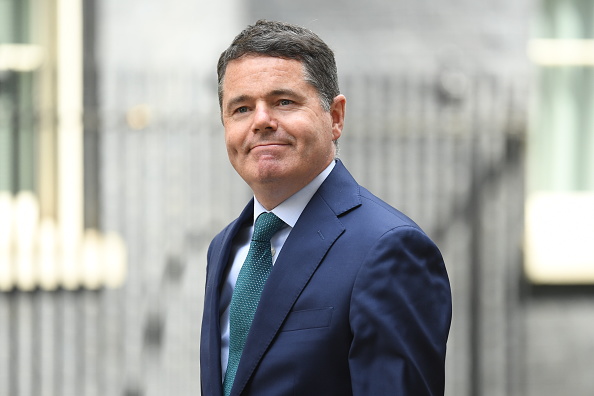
279, 99, 293, 106
235, 106, 249, 114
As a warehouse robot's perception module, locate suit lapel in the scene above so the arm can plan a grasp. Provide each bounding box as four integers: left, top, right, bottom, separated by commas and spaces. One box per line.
202, 200, 254, 396
230, 161, 361, 395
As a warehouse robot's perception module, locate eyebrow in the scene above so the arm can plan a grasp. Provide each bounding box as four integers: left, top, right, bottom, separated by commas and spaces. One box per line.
269, 88, 303, 99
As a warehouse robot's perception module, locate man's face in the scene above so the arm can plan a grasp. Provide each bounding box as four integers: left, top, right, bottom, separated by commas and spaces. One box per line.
221, 55, 344, 205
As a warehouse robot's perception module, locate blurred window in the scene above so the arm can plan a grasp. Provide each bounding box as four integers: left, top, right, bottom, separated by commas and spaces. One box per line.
529, 0, 594, 192
0, 0, 126, 291
525, 0, 594, 283
0, 0, 44, 195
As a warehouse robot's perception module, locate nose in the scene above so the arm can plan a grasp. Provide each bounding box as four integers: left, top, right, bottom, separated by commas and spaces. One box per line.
252, 104, 277, 132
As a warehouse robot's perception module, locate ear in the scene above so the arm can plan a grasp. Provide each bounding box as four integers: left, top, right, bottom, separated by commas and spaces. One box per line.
330, 94, 346, 141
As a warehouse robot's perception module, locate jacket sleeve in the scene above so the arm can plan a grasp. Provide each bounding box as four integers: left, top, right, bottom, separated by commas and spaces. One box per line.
348, 226, 451, 395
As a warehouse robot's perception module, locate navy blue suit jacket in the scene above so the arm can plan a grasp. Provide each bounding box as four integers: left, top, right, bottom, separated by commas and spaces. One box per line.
200, 160, 451, 396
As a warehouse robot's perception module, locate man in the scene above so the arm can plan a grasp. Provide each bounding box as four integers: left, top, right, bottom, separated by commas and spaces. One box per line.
200, 20, 451, 396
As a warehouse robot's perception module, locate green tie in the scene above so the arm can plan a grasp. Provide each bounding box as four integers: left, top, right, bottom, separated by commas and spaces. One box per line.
223, 212, 286, 396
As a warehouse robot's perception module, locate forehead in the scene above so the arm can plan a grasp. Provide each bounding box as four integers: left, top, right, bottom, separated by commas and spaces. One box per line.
222, 56, 307, 94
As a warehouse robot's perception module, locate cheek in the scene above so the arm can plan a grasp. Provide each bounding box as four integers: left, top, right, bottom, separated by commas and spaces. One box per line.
224, 129, 241, 152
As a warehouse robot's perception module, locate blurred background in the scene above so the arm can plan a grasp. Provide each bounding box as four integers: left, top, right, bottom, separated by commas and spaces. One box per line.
1, 0, 593, 395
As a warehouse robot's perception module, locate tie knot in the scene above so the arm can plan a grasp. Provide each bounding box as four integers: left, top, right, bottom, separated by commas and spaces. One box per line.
252, 212, 285, 242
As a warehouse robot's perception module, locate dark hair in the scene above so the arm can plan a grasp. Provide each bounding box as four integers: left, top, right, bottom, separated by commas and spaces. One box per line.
217, 20, 340, 111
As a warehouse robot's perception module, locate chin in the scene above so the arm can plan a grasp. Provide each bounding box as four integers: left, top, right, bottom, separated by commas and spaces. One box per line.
253, 169, 287, 185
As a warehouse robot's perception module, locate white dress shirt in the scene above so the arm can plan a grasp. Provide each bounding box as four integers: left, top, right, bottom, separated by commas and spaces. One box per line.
219, 160, 336, 376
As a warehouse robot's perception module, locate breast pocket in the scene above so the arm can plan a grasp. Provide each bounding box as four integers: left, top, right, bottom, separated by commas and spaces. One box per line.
281, 307, 334, 332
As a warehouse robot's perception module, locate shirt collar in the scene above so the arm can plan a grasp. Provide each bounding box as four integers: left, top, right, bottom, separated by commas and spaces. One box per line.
253, 160, 336, 227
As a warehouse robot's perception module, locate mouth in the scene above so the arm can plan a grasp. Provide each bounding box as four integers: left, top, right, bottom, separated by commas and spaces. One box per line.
250, 142, 289, 151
